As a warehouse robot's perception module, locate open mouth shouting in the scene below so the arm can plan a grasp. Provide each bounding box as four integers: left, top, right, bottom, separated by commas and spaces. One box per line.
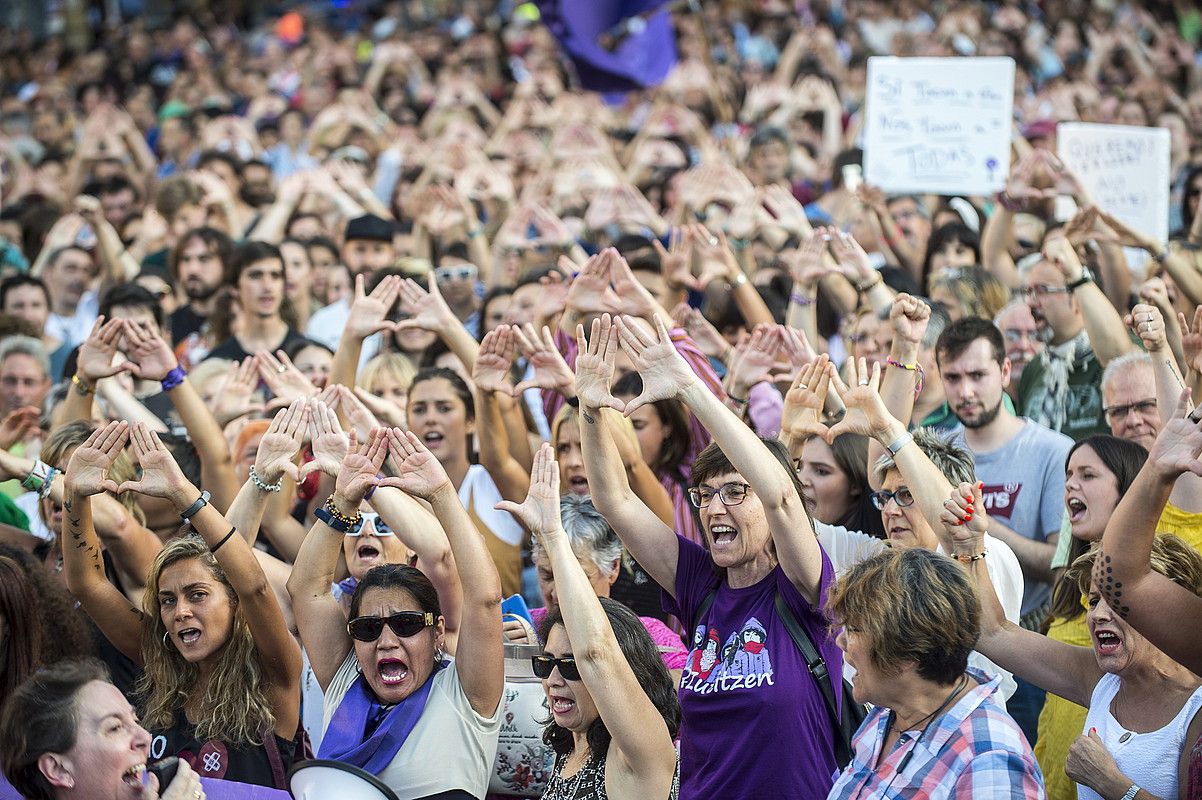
550, 694, 576, 717
377, 657, 410, 687
422, 430, 445, 449
1066, 496, 1087, 524
1093, 629, 1122, 657
121, 763, 146, 792
710, 524, 738, 547
565, 475, 589, 495
176, 627, 202, 647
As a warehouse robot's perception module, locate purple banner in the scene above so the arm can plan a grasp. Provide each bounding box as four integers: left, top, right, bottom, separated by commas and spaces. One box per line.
536, 0, 677, 93
199, 777, 292, 799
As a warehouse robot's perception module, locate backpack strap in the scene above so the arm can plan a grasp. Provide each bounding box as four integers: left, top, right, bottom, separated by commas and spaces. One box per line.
773, 591, 858, 766
690, 586, 719, 634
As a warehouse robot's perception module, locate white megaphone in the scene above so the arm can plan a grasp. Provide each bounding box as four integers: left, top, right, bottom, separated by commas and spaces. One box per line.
288, 759, 400, 800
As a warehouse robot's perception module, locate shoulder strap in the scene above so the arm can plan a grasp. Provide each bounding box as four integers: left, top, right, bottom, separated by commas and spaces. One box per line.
690, 587, 719, 634
262, 724, 287, 790
773, 591, 860, 767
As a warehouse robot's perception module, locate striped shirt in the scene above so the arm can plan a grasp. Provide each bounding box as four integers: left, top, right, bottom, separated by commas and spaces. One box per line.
827, 668, 1046, 799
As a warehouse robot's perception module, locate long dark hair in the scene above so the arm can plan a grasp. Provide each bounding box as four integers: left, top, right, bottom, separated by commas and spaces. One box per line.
612, 371, 691, 484
350, 564, 442, 620
0, 557, 38, 704
1045, 435, 1147, 628
537, 598, 680, 761
822, 432, 887, 540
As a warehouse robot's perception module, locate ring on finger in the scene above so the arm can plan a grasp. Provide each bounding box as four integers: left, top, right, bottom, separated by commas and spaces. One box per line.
277, 365, 287, 373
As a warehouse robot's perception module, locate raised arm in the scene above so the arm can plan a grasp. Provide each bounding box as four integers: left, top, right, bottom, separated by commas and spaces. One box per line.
286, 425, 386, 691
497, 444, 676, 791
1096, 392, 1202, 674
943, 482, 1100, 706
395, 276, 481, 373
123, 320, 240, 512
62, 421, 144, 663
617, 314, 823, 604
223, 400, 309, 552
328, 275, 403, 392
381, 429, 503, 717
1043, 235, 1135, 367
119, 422, 302, 737
575, 315, 680, 594
472, 326, 532, 503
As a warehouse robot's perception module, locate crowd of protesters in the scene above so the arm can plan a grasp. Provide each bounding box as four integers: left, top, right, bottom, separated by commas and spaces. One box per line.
1, 0, 1202, 798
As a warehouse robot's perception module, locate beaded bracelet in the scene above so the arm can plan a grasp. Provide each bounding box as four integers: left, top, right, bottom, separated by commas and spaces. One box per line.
249, 464, 283, 493
953, 549, 988, 564
886, 358, 925, 397
323, 495, 363, 529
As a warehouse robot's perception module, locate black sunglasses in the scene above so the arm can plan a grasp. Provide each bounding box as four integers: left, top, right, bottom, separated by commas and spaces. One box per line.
531, 654, 581, 681
347, 611, 435, 642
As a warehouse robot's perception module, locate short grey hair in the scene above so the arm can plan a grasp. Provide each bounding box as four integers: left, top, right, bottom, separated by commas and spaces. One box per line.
886, 194, 929, 219
0, 335, 49, 378
874, 428, 976, 486
993, 298, 1029, 328
1101, 350, 1153, 395
1016, 252, 1045, 280
532, 495, 623, 578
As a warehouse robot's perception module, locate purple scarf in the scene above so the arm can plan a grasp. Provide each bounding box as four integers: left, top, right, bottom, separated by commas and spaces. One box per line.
318, 660, 446, 774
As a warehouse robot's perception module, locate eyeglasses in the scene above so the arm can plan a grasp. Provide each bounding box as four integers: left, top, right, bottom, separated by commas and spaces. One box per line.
688, 482, 752, 509
345, 512, 395, 537
1103, 399, 1157, 423
1018, 284, 1070, 298
870, 487, 915, 510
1002, 328, 1039, 343
531, 654, 581, 681
434, 265, 478, 282
347, 611, 435, 642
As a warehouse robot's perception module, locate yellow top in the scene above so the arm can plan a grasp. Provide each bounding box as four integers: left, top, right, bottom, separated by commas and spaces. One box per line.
1158, 501, 1202, 553
1033, 610, 1091, 800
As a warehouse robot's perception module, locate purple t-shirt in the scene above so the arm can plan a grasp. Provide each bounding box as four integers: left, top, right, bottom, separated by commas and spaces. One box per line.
665, 534, 841, 800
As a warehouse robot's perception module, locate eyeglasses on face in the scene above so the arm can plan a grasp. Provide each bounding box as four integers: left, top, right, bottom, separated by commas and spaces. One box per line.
345, 512, 395, 537
1002, 328, 1038, 343
870, 487, 916, 510
688, 482, 752, 509
434, 265, 478, 282
347, 611, 435, 642
531, 654, 581, 681
1103, 399, 1157, 423
1018, 284, 1069, 298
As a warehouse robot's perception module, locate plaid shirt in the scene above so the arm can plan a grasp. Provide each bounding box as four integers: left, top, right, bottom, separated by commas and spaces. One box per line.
827, 668, 1046, 799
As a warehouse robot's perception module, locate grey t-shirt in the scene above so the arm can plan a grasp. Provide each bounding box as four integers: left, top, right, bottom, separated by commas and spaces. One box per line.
955, 419, 1073, 616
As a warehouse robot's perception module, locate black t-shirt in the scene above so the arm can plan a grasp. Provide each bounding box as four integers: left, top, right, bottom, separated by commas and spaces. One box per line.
169, 304, 208, 344
152, 711, 298, 788
205, 328, 307, 363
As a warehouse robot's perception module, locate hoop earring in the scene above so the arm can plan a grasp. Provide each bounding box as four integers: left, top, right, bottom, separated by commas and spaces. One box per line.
162, 631, 171, 648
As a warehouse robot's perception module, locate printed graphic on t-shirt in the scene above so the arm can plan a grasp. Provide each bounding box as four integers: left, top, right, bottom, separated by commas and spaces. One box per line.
681, 616, 773, 693
980, 483, 1022, 520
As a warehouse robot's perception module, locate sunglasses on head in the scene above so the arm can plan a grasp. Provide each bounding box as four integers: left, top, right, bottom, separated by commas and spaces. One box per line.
347, 611, 435, 642
345, 512, 395, 537
531, 654, 581, 681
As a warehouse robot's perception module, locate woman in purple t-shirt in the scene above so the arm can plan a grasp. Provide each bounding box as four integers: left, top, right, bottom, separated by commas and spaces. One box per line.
575, 315, 842, 800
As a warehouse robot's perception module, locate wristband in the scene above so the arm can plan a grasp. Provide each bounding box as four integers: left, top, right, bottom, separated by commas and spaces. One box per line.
210, 526, 238, 554
72, 374, 94, 396
953, 549, 988, 565
886, 358, 925, 397
994, 190, 1023, 212
317, 495, 363, 533
160, 364, 187, 392
249, 464, 283, 493
21, 460, 53, 494
1119, 786, 1140, 800
564, 395, 580, 408
39, 467, 59, 499
885, 430, 914, 456
1066, 268, 1093, 292
790, 292, 815, 306
854, 272, 882, 292
180, 490, 211, 521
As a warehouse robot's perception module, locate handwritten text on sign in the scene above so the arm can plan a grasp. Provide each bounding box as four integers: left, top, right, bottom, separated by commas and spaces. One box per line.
864, 57, 1015, 196
1057, 123, 1170, 246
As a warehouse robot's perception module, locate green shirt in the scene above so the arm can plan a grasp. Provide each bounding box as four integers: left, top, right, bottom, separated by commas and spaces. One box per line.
1017, 344, 1107, 441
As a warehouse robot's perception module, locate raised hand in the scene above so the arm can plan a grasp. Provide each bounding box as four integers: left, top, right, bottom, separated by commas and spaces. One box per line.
825, 357, 894, 443
345, 274, 402, 340
76, 317, 134, 382
614, 314, 696, 415
653, 227, 700, 292
563, 250, 618, 317
825, 227, 876, 285
782, 354, 834, 441
1146, 389, 1202, 480
1126, 303, 1167, 353
395, 274, 457, 335
573, 314, 626, 413
256, 350, 317, 406
474, 326, 517, 395
494, 442, 562, 536
212, 359, 264, 427
335, 384, 381, 439
890, 293, 931, 345
352, 386, 407, 428
671, 302, 729, 360
65, 420, 128, 497
727, 326, 778, 396
938, 481, 988, 560
300, 400, 348, 481
377, 428, 453, 500
253, 399, 310, 485
786, 232, 830, 290
1042, 234, 1085, 282
332, 428, 390, 514
0, 406, 40, 450
121, 320, 179, 382
512, 323, 575, 396
1179, 307, 1202, 375
116, 423, 191, 503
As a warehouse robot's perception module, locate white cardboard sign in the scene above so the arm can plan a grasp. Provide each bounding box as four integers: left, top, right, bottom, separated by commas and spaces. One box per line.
863, 57, 1015, 196
1056, 122, 1171, 247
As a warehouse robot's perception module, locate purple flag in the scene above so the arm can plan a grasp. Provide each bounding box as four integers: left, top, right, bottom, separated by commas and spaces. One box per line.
537, 0, 677, 92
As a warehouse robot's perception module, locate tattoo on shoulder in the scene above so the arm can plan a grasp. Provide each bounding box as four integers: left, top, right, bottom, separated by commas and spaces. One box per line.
582, 411, 595, 425
1095, 554, 1132, 619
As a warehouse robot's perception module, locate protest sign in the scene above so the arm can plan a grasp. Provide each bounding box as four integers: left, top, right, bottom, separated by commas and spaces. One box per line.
1057, 122, 1171, 246
863, 57, 1015, 196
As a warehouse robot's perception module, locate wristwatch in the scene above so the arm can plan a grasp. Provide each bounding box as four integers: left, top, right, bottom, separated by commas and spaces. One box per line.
1066, 267, 1093, 292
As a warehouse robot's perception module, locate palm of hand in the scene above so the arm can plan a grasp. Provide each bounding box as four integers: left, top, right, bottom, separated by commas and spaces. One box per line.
1184, 334, 1202, 374
336, 453, 380, 500
256, 432, 300, 480
515, 485, 560, 534
350, 298, 393, 336
733, 348, 774, 387
529, 353, 573, 390
474, 353, 511, 394
837, 389, 885, 436
67, 450, 111, 495
783, 388, 824, 436
1150, 420, 1202, 473
311, 432, 348, 474
634, 343, 691, 402
390, 449, 448, 498
78, 341, 117, 380
574, 355, 615, 408
138, 344, 177, 381
133, 451, 182, 498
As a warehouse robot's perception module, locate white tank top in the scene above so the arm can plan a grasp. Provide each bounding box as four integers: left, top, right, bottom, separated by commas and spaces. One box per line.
1078, 672, 1202, 800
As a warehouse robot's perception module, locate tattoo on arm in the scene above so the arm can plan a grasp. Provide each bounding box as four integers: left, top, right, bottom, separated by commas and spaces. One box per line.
1094, 554, 1131, 619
